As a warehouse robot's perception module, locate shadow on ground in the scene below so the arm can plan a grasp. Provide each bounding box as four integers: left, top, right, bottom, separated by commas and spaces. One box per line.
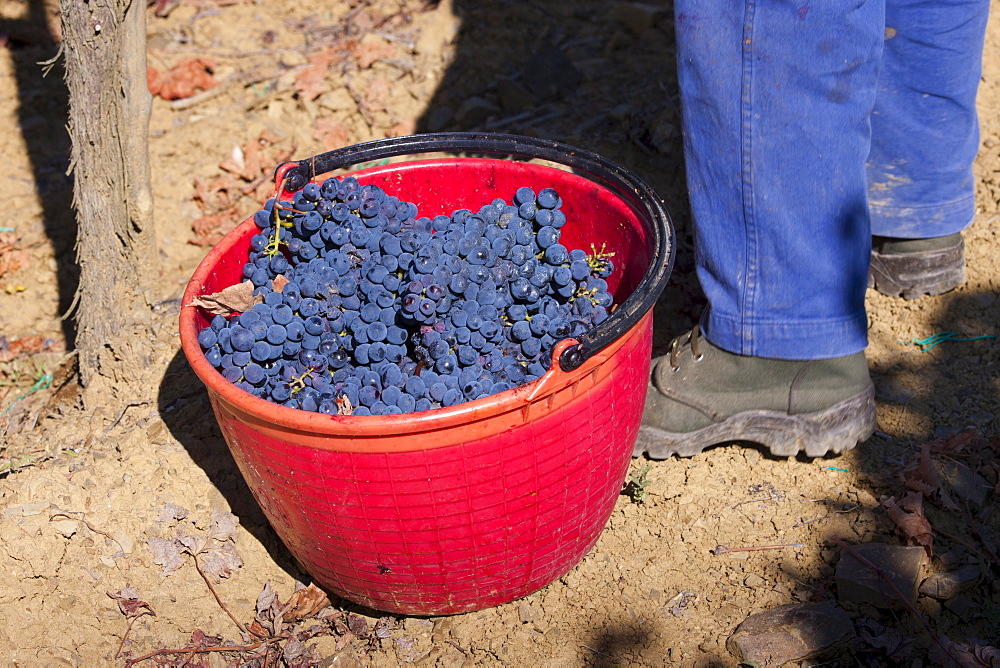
1, 0, 78, 346
157, 348, 303, 581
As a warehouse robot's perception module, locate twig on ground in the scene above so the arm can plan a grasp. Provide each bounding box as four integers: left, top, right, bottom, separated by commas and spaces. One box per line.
712, 543, 803, 555
170, 71, 275, 111
933, 525, 995, 564
792, 516, 828, 527
101, 400, 152, 437
581, 644, 613, 658
49, 512, 128, 555
447, 640, 469, 656
123, 638, 282, 667
732, 496, 774, 509
344, 80, 377, 128
115, 612, 154, 659
963, 511, 1000, 563
192, 553, 251, 638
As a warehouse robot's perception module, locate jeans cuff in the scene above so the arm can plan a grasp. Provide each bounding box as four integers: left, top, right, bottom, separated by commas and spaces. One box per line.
701, 309, 869, 360
870, 195, 975, 239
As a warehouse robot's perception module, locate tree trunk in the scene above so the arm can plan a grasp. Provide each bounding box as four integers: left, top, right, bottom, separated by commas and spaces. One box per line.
60, 0, 155, 394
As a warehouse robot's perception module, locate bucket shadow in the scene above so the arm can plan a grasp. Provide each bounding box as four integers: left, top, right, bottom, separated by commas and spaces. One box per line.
1, 0, 78, 346
157, 349, 452, 618
157, 348, 303, 580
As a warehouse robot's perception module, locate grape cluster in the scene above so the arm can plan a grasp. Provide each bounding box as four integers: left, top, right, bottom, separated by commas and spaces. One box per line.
197, 176, 616, 416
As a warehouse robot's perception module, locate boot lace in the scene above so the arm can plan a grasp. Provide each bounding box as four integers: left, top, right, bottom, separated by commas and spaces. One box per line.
668, 325, 704, 372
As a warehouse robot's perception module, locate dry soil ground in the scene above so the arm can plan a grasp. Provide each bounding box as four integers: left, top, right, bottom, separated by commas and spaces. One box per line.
0, 0, 999, 666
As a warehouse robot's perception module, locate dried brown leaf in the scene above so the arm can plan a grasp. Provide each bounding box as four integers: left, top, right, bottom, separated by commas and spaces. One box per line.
190, 281, 263, 316
929, 636, 1000, 668
198, 541, 243, 581
883, 492, 934, 557
902, 441, 941, 495
0, 232, 29, 282
190, 208, 241, 246
148, 58, 218, 100
314, 117, 352, 151
282, 584, 332, 623
902, 441, 960, 511
109, 588, 156, 618
249, 619, 270, 638
283, 639, 316, 665
294, 47, 340, 101
350, 39, 396, 69
0, 335, 64, 363
931, 428, 981, 456
256, 581, 277, 616
158, 502, 189, 524
177, 532, 209, 556
364, 77, 391, 111
347, 613, 369, 637
207, 510, 239, 542
187, 628, 224, 650
272, 275, 290, 293
147, 537, 185, 576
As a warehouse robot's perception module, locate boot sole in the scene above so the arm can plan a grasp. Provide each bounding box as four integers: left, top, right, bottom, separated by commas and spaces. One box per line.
868, 240, 965, 299
633, 384, 876, 459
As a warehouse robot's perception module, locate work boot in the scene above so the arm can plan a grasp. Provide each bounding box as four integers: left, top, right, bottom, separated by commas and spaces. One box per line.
634, 327, 877, 459
868, 233, 965, 299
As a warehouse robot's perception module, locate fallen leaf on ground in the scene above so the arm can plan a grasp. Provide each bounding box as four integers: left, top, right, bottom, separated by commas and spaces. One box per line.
158, 502, 189, 524
295, 47, 341, 101
855, 617, 911, 660
902, 441, 959, 511
147, 537, 185, 576
190, 281, 262, 316
283, 639, 320, 666
108, 588, 155, 619
364, 76, 391, 110
207, 510, 239, 542
282, 583, 332, 623
191, 131, 293, 244
930, 429, 980, 457
190, 208, 241, 247
314, 117, 352, 151
0, 335, 64, 363
0, 231, 29, 281
929, 636, 1000, 668
350, 38, 397, 69
148, 58, 218, 100
347, 613, 369, 636
197, 540, 243, 581
883, 492, 934, 557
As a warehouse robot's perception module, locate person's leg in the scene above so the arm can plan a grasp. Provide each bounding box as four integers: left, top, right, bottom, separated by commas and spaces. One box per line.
675, 0, 882, 360
867, 0, 990, 298
637, 0, 882, 458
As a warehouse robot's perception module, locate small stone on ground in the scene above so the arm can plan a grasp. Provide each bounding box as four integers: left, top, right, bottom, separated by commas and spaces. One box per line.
836, 543, 927, 609
726, 601, 855, 664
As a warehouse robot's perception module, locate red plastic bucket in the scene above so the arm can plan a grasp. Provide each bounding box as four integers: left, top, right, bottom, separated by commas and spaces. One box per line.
179, 133, 674, 615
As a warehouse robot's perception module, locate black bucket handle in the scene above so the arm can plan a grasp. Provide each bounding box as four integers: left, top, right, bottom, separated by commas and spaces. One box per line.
275, 132, 675, 372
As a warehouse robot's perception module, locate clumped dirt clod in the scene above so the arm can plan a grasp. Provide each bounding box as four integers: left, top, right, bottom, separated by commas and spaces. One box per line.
0, 0, 999, 665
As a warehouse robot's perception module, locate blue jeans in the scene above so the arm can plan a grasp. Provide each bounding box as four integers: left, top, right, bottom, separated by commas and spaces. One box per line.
675, 0, 990, 359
